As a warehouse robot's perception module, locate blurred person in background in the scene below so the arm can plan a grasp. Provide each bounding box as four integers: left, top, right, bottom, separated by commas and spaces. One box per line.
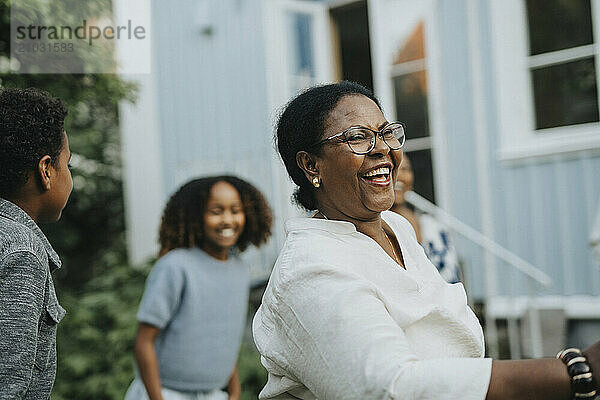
126, 176, 272, 400
390, 153, 461, 284
0, 88, 72, 398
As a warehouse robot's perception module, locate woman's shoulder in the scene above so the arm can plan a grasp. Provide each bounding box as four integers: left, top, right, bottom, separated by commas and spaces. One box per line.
268, 227, 373, 302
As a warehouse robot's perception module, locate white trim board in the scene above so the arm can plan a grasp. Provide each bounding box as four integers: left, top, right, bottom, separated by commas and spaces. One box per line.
487, 296, 600, 319
114, 0, 163, 265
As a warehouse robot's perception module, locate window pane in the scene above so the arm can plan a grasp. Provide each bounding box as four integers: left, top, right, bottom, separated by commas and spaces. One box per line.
405, 149, 435, 204
531, 57, 599, 129
288, 12, 314, 77
393, 71, 429, 139
393, 21, 425, 64
526, 0, 593, 55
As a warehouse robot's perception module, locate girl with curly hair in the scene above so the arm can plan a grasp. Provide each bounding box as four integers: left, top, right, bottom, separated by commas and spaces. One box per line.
126, 176, 272, 400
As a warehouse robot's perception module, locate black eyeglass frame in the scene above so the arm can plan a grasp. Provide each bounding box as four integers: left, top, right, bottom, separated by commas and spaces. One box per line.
310, 121, 407, 155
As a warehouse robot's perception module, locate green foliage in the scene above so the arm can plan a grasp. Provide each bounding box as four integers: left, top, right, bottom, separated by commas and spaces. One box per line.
53, 261, 151, 400
238, 342, 268, 400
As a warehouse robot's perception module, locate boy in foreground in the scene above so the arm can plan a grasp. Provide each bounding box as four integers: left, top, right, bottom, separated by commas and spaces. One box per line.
0, 88, 72, 399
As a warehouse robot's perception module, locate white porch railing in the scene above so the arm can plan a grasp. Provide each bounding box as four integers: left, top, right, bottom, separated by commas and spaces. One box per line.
405, 191, 553, 359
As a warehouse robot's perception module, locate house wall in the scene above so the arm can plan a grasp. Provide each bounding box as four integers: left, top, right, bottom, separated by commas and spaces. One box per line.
151, 0, 271, 196
122, 0, 286, 277
435, 0, 600, 301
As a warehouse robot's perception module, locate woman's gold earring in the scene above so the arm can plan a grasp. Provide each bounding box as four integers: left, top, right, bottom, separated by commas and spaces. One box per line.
312, 176, 320, 188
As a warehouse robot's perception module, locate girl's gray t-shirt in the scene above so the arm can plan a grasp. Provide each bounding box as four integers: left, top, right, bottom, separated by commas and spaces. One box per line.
137, 247, 249, 391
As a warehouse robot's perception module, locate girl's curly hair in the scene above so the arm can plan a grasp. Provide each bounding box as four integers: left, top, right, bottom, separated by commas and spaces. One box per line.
158, 176, 272, 256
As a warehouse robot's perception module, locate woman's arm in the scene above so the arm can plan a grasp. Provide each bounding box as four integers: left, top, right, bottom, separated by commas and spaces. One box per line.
135, 323, 163, 400
227, 364, 241, 400
487, 340, 600, 400
487, 358, 571, 400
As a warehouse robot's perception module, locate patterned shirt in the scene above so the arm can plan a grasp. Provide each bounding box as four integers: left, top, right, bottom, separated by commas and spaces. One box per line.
0, 198, 66, 399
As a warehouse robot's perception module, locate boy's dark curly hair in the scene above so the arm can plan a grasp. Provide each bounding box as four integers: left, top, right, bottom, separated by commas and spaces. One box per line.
275, 81, 381, 210
0, 87, 68, 198
158, 176, 273, 256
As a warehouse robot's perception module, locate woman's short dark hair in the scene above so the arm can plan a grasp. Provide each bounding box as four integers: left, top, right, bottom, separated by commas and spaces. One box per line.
158, 176, 273, 256
275, 81, 382, 210
0, 87, 68, 198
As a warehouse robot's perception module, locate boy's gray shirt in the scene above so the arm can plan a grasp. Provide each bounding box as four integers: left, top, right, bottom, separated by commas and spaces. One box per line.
0, 198, 66, 400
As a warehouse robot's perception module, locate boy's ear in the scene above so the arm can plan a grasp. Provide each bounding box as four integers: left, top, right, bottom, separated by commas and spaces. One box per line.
296, 151, 320, 183
37, 155, 53, 191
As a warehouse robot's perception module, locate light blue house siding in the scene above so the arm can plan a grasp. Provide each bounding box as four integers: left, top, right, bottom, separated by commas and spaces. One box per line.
150, 0, 271, 196
435, 0, 485, 299
435, 0, 600, 300
143, 0, 287, 277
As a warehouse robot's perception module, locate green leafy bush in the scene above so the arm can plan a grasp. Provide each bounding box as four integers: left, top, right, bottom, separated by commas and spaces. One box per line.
238, 341, 268, 400
53, 262, 151, 400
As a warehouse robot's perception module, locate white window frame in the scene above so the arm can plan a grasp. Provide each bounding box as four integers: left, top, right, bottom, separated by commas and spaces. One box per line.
490, 0, 600, 161
369, 0, 450, 209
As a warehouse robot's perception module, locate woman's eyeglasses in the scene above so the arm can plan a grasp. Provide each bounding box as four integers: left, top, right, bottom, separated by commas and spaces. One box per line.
311, 122, 406, 155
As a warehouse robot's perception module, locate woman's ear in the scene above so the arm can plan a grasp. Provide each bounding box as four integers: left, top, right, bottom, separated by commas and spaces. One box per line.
296, 151, 319, 183
37, 155, 53, 191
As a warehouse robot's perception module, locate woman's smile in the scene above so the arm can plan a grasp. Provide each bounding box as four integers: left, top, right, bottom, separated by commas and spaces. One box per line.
359, 163, 393, 186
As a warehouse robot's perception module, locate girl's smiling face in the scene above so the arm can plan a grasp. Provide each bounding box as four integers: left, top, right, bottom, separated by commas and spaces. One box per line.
202, 181, 246, 260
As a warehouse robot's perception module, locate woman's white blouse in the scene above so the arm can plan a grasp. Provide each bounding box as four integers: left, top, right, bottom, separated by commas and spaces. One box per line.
253, 211, 492, 400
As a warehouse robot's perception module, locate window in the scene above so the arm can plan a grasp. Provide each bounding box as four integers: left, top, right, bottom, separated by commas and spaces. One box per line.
491, 0, 600, 160
526, 0, 598, 130
391, 21, 436, 203
289, 13, 316, 93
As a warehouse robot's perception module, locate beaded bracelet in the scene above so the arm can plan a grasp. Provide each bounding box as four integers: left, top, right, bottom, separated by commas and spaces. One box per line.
556, 348, 597, 399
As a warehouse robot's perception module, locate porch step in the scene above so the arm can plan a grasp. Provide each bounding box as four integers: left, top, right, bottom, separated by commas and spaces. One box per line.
520, 308, 567, 358
482, 296, 600, 359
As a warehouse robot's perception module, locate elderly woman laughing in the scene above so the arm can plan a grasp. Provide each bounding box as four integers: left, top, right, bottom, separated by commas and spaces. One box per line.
252, 81, 600, 400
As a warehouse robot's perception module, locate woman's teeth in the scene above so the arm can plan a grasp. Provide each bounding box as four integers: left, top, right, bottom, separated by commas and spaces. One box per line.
219, 228, 235, 237
363, 167, 390, 177
361, 166, 392, 185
